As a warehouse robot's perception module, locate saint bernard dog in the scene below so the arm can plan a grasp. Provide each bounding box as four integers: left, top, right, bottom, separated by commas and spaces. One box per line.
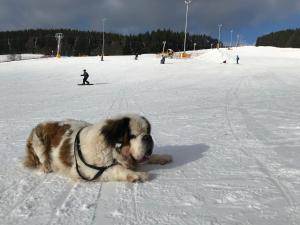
23, 114, 172, 182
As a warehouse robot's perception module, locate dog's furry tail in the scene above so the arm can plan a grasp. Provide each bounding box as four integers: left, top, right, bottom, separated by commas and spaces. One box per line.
23, 129, 41, 169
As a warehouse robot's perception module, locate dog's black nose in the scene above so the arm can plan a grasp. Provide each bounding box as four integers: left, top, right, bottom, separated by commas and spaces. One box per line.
146, 147, 153, 155
142, 134, 153, 155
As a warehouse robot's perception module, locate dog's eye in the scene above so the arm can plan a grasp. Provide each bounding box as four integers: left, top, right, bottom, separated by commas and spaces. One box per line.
129, 134, 136, 139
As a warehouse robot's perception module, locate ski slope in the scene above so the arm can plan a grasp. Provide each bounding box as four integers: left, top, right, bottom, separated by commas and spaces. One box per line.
0, 54, 44, 63
0, 46, 299, 225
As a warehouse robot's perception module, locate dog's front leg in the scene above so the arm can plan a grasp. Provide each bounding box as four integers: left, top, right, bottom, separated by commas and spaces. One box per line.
100, 165, 149, 182
148, 154, 172, 165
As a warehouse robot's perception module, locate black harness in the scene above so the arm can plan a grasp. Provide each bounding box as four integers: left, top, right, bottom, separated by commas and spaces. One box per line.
74, 127, 119, 181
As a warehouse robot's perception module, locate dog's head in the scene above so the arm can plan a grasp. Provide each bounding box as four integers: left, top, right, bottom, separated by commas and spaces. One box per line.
101, 114, 153, 165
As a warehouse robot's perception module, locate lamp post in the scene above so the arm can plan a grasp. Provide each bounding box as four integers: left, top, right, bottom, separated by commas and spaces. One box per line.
55, 33, 63, 58
183, 0, 191, 53
230, 30, 233, 48
7, 38, 11, 52
236, 34, 240, 47
162, 41, 166, 54
34, 37, 38, 53
218, 24, 222, 49
101, 18, 106, 61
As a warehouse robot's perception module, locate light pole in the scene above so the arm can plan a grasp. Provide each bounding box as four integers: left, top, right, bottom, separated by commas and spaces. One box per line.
230, 30, 233, 48
7, 38, 11, 52
34, 37, 38, 53
183, 0, 191, 53
162, 41, 166, 54
218, 24, 222, 49
55, 33, 64, 58
101, 18, 106, 61
236, 34, 240, 47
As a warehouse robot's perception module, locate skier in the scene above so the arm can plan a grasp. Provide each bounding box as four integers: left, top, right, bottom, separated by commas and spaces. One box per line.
160, 55, 166, 64
236, 55, 240, 64
81, 69, 90, 85
135, 53, 139, 60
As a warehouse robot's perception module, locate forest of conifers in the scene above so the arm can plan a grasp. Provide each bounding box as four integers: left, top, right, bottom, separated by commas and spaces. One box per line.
0, 29, 218, 56
256, 28, 300, 48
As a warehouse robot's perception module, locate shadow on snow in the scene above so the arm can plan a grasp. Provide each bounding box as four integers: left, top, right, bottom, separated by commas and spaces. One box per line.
143, 143, 210, 172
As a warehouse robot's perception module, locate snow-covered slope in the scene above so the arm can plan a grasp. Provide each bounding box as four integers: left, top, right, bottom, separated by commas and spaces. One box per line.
0, 54, 44, 63
0, 46, 299, 225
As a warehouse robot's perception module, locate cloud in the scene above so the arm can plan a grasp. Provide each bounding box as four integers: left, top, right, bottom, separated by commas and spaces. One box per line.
0, 0, 299, 39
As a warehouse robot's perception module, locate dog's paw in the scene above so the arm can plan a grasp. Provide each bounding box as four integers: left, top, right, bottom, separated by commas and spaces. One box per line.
158, 154, 173, 165
42, 162, 53, 173
127, 172, 149, 182
149, 154, 173, 165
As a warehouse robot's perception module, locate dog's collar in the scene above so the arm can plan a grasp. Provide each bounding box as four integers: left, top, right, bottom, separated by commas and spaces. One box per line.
74, 127, 117, 181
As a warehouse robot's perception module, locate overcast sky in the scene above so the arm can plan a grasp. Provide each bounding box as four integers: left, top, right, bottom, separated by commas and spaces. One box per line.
1, 0, 300, 43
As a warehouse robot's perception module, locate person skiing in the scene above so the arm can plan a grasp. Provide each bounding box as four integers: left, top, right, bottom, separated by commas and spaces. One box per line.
160, 55, 166, 64
81, 69, 90, 85
135, 53, 139, 60
236, 55, 240, 64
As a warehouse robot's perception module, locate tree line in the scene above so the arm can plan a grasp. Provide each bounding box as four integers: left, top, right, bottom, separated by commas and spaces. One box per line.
0, 29, 218, 56
256, 28, 300, 48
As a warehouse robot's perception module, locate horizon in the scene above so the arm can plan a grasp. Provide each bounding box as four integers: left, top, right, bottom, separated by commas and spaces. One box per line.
1, 25, 299, 47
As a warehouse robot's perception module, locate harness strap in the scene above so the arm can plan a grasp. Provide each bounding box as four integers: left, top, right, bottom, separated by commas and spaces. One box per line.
74, 127, 117, 181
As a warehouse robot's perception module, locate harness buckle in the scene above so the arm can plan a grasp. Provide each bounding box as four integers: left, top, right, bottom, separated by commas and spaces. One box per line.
115, 143, 122, 153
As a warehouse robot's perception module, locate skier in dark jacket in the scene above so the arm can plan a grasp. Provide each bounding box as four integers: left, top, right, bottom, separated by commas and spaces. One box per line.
81, 69, 90, 84
160, 56, 166, 64
135, 53, 139, 60
236, 55, 240, 64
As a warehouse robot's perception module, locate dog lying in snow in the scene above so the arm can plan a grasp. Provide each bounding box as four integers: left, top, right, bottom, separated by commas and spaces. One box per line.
23, 114, 172, 182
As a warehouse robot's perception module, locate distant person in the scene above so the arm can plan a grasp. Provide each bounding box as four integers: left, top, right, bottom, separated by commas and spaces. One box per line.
236, 55, 240, 64
160, 56, 166, 64
81, 69, 90, 85
135, 53, 139, 60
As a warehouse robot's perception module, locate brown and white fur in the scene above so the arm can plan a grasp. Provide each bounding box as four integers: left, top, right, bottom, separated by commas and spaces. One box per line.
23, 114, 172, 182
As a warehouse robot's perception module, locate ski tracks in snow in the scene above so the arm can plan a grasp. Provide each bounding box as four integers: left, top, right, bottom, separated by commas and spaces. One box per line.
224, 75, 298, 225
0, 175, 49, 219
0, 174, 99, 225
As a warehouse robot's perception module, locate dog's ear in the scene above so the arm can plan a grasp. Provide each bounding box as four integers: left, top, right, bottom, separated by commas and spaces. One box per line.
101, 117, 130, 147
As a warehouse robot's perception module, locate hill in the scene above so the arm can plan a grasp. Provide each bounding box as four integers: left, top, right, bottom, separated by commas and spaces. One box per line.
0, 46, 300, 225
256, 28, 300, 48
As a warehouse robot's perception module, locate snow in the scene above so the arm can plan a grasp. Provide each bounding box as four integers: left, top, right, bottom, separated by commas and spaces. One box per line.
0, 54, 44, 63
0, 46, 300, 225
